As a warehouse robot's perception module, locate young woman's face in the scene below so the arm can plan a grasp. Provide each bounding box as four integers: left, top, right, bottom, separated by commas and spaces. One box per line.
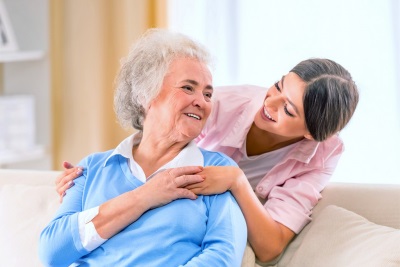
145, 58, 213, 142
253, 72, 312, 139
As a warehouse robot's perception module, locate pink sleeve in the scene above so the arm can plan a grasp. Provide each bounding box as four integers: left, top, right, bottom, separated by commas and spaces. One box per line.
265, 142, 344, 234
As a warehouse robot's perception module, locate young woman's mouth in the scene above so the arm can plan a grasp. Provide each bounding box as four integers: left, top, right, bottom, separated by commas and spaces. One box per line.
261, 107, 276, 122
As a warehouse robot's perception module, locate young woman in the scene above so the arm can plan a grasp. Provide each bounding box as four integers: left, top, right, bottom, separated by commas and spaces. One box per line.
56, 58, 359, 263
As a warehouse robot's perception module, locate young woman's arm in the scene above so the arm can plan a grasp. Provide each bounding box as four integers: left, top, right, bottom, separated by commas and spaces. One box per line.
187, 166, 294, 262
230, 171, 295, 262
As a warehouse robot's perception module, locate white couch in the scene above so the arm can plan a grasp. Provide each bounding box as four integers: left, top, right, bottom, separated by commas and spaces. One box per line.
1, 169, 400, 267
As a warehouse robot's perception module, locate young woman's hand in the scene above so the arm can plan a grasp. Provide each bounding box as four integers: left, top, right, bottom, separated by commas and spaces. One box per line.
185, 166, 246, 195
55, 161, 83, 203
140, 166, 205, 208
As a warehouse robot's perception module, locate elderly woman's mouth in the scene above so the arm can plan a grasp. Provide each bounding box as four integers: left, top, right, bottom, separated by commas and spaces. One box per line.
186, 113, 201, 120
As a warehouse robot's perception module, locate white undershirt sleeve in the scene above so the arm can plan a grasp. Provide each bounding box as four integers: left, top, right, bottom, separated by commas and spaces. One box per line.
78, 206, 108, 251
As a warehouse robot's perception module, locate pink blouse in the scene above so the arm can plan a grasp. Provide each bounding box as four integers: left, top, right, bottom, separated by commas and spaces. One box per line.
195, 85, 344, 233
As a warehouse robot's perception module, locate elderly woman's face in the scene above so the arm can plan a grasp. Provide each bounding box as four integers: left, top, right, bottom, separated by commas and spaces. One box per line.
145, 57, 213, 142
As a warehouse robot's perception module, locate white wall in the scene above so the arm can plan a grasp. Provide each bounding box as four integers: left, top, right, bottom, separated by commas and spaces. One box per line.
168, 0, 400, 184
1, 0, 51, 169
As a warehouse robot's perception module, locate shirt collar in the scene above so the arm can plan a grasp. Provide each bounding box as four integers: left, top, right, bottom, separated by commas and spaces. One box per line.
287, 134, 342, 163
164, 140, 204, 168
146, 140, 204, 180
288, 138, 320, 163
103, 132, 143, 167
104, 132, 204, 180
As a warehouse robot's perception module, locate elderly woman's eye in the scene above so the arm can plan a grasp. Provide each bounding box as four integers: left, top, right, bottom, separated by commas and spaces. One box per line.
204, 92, 212, 99
182, 86, 193, 91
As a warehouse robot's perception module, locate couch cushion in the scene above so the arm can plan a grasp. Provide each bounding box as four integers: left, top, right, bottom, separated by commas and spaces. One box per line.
286, 205, 400, 267
0, 183, 59, 266
241, 242, 256, 267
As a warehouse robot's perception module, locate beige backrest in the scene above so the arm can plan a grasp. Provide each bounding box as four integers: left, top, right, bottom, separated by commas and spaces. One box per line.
0, 169, 61, 267
276, 182, 400, 266
0, 168, 61, 186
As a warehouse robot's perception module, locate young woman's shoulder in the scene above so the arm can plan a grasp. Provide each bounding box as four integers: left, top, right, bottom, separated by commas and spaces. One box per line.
213, 84, 267, 102
321, 134, 344, 153
314, 134, 345, 162
202, 85, 266, 134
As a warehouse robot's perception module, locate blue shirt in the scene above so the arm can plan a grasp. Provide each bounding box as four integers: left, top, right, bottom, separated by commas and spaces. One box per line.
39, 144, 247, 267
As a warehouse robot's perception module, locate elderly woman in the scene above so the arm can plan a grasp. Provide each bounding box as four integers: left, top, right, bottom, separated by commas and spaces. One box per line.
39, 29, 247, 266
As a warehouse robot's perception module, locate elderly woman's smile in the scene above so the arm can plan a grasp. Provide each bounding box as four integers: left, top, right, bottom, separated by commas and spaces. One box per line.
186, 113, 201, 120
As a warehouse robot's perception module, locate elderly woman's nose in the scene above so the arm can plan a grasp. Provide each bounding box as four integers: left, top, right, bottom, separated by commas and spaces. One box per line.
193, 91, 207, 107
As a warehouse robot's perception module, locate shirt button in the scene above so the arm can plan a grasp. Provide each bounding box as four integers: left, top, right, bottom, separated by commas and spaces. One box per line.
257, 186, 263, 192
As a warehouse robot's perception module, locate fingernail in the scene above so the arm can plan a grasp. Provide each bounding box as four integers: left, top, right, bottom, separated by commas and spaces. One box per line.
62, 192, 66, 196
77, 168, 82, 175
68, 181, 75, 187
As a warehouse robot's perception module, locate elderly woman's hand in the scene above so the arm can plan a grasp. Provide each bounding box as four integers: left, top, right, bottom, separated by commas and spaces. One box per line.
142, 166, 205, 208
55, 161, 83, 203
185, 166, 246, 195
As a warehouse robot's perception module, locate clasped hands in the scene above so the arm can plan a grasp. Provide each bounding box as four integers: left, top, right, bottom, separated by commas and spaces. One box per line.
56, 161, 244, 205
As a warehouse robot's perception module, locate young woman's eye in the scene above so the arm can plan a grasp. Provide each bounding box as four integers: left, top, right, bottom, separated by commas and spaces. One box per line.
274, 81, 281, 92
284, 104, 294, 117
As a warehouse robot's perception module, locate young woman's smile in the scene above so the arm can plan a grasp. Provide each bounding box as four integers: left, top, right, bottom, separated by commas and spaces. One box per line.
261, 106, 276, 122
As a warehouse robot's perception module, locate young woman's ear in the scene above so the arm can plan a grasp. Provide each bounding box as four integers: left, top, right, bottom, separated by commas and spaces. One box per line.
304, 133, 314, 140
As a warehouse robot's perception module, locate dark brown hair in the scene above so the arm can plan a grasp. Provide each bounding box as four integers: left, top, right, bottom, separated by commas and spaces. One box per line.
290, 58, 359, 141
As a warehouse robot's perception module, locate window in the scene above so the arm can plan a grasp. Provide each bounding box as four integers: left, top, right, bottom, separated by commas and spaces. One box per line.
168, 0, 400, 184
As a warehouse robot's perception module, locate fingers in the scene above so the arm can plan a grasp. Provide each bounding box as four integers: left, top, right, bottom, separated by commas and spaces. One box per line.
173, 174, 204, 187
55, 161, 77, 184
187, 187, 202, 195
166, 166, 204, 188
171, 174, 203, 200
168, 166, 203, 178
145, 167, 204, 207
55, 166, 83, 199
167, 168, 204, 188
176, 188, 197, 200
184, 179, 208, 195
62, 161, 74, 169
58, 181, 74, 203
55, 167, 82, 187
184, 182, 203, 190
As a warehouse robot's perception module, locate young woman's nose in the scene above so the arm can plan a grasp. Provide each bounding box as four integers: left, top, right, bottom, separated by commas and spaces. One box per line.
265, 95, 284, 111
